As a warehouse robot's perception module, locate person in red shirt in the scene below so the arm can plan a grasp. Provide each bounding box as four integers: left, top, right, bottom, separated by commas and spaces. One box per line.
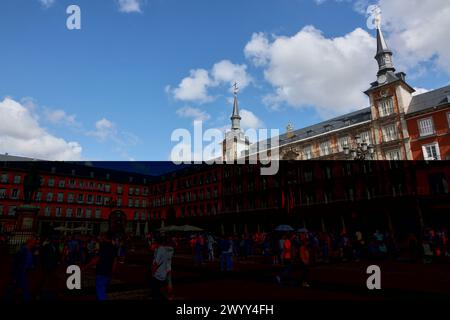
299, 239, 311, 288
276, 234, 294, 286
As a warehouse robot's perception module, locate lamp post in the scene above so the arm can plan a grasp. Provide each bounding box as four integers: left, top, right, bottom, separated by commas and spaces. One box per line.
343, 135, 375, 160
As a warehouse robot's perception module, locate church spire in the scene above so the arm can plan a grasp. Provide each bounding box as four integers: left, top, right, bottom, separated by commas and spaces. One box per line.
374, 18, 395, 76
231, 82, 241, 131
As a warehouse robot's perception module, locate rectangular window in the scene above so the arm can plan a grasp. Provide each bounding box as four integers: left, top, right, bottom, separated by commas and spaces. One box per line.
383, 125, 398, 142
1, 173, 8, 183
58, 180, 65, 188
303, 145, 312, 160
338, 136, 349, 152
66, 208, 73, 218
76, 208, 83, 218
135, 188, 140, 196
13, 175, 21, 184
55, 208, 62, 217
360, 131, 372, 145
8, 206, 16, 216
447, 112, 450, 129
57, 193, 64, 202
379, 98, 394, 117
104, 197, 110, 206
48, 178, 55, 187
96, 195, 102, 204
87, 194, 93, 204
36, 192, 42, 202
117, 185, 123, 194
45, 206, 51, 217
418, 118, 434, 137
422, 142, 441, 160
105, 184, 111, 192
77, 194, 84, 203
135, 199, 140, 208
68, 193, 74, 203
320, 141, 331, 156
0, 205, 3, 215
86, 209, 92, 218
11, 189, 19, 199
95, 209, 101, 219
0, 189, 6, 199
46, 192, 53, 202
129, 187, 134, 195
386, 149, 402, 160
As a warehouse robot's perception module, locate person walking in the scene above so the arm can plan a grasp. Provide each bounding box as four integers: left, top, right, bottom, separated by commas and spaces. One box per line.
5, 238, 38, 301
151, 235, 174, 300
206, 234, 215, 262
219, 236, 233, 272
276, 234, 294, 286
299, 239, 311, 288
84, 232, 117, 301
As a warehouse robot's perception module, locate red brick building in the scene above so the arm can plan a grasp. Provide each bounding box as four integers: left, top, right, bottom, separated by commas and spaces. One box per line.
406, 87, 450, 160
0, 159, 153, 235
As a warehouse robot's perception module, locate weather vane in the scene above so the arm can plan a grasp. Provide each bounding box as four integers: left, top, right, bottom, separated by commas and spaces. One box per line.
366, 5, 382, 30
233, 82, 239, 95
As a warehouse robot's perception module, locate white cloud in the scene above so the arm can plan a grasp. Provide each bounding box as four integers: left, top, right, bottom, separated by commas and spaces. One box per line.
176, 107, 211, 122
245, 26, 377, 117
88, 118, 117, 141
170, 60, 252, 104
117, 0, 142, 13
316, 0, 450, 75
38, 0, 55, 8
378, 0, 450, 75
211, 60, 252, 91
44, 108, 79, 127
0, 98, 82, 160
240, 109, 265, 130
412, 87, 429, 96
171, 69, 213, 103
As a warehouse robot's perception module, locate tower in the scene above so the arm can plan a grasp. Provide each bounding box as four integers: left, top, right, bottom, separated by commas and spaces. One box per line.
365, 17, 415, 160
222, 83, 250, 162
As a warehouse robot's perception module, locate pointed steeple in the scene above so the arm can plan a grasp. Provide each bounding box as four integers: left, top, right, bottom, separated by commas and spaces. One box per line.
375, 24, 395, 76
231, 82, 241, 131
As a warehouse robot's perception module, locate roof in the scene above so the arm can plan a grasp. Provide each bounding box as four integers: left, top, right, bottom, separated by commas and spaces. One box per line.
252, 107, 372, 152
408, 85, 450, 115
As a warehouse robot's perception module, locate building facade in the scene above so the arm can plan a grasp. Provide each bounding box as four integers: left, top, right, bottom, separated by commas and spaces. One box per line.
246, 24, 450, 162
0, 160, 153, 235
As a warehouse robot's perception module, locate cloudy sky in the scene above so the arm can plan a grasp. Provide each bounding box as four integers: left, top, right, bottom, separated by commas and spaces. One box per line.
1, 0, 449, 161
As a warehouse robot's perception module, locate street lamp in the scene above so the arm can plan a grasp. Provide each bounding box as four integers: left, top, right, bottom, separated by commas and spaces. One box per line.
343, 135, 375, 160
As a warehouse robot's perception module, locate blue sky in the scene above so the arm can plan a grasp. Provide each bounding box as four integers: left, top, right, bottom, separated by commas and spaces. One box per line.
1, 0, 449, 161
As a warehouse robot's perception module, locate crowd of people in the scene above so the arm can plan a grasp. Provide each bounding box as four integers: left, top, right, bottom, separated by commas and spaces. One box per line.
1, 225, 448, 301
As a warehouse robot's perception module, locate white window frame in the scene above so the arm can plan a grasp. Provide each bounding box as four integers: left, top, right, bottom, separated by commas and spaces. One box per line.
383, 124, 398, 142
360, 131, 372, 145
418, 117, 435, 137
379, 98, 394, 117
422, 142, 441, 160
338, 136, 349, 152
386, 149, 402, 160
303, 145, 312, 160
320, 141, 331, 156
